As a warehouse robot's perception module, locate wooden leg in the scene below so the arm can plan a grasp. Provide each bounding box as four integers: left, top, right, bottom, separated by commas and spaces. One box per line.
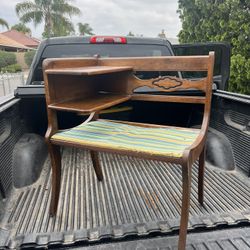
198, 146, 205, 205
90, 151, 103, 181
48, 143, 61, 216
178, 162, 192, 250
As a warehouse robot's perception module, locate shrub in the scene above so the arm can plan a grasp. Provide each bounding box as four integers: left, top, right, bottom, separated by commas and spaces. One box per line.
229, 54, 250, 95
0, 51, 17, 68
24, 50, 36, 67
177, 0, 249, 94
1, 64, 22, 73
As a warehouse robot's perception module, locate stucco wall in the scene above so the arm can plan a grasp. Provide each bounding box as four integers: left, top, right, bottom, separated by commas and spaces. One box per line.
15, 52, 29, 70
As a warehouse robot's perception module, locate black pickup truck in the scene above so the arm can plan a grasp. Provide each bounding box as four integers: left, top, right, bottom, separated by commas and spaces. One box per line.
0, 36, 250, 249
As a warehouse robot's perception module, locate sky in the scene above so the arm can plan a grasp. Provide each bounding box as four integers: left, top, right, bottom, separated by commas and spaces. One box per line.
0, 0, 182, 39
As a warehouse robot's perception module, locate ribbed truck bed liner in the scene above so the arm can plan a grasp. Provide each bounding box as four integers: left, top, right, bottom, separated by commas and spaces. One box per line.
73, 226, 250, 250
1, 148, 250, 249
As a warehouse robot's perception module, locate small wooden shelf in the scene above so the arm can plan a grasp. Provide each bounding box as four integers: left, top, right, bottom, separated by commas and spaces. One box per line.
48, 93, 131, 113
45, 66, 133, 76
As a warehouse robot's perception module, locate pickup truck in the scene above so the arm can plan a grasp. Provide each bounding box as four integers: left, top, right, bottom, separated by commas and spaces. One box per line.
0, 36, 250, 249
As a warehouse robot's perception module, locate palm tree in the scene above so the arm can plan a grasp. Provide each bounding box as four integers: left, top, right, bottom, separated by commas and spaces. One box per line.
16, 0, 81, 38
11, 23, 31, 35
0, 18, 9, 29
78, 23, 94, 36
53, 16, 75, 37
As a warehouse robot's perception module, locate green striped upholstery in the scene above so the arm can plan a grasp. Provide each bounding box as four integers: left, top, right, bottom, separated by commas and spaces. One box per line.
51, 120, 200, 158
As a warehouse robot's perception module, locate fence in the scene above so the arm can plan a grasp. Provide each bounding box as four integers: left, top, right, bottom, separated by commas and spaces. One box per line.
0, 72, 25, 97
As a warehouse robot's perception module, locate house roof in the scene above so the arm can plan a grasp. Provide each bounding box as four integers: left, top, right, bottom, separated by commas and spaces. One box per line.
1, 30, 40, 48
0, 33, 29, 49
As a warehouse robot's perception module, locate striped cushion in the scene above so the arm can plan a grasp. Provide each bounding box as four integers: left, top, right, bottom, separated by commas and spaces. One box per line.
51, 120, 200, 158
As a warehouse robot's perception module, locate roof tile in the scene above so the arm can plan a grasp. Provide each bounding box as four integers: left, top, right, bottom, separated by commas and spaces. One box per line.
1, 30, 40, 47
0, 33, 29, 49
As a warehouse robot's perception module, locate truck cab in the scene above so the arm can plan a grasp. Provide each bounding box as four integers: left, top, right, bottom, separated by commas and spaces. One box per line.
0, 36, 249, 249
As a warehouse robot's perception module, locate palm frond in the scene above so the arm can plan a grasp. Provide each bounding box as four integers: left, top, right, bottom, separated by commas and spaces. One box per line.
16, 1, 37, 16
0, 18, 9, 29
51, 13, 75, 37
20, 11, 43, 26
78, 22, 94, 35
52, 0, 81, 17
11, 23, 31, 34
52, 13, 74, 30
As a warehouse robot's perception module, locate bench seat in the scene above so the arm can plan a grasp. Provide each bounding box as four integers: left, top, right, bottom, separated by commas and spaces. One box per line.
51, 120, 200, 158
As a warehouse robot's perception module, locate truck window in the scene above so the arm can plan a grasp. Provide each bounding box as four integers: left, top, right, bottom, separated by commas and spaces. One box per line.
173, 45, 222, 77
42, 44, 172, 58
31, 44, 173, 84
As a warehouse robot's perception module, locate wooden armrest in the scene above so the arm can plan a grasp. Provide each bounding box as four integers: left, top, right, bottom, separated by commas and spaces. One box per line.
183, 113, 210, 161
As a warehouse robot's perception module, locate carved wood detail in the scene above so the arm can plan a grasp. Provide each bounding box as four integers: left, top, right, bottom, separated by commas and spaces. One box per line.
129, 75, 206, 93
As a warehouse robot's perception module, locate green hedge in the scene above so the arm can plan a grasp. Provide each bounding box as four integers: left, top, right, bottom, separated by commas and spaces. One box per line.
0, 51, 17, 68
24, 50, 36, 67
229, 54, 250, 95
1, 64, 22, 73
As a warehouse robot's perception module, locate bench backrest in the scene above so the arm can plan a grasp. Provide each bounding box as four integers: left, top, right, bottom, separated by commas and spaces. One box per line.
43, 52, 214, 108
99, 52, 215, 105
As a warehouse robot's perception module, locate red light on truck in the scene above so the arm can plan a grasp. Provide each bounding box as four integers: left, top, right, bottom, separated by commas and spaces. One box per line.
90, 36, 127, 44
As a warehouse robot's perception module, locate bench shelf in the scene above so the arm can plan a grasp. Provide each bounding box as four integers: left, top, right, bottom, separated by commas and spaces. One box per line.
48, 93, 131, 113
45, 65, 133, 76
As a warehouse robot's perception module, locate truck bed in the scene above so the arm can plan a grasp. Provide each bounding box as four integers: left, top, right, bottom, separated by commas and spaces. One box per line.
75, 227, 250, 249
1, 147, 250, 249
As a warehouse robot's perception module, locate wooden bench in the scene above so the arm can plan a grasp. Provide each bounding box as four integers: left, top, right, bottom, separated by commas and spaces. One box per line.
43, 52, 215, 250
